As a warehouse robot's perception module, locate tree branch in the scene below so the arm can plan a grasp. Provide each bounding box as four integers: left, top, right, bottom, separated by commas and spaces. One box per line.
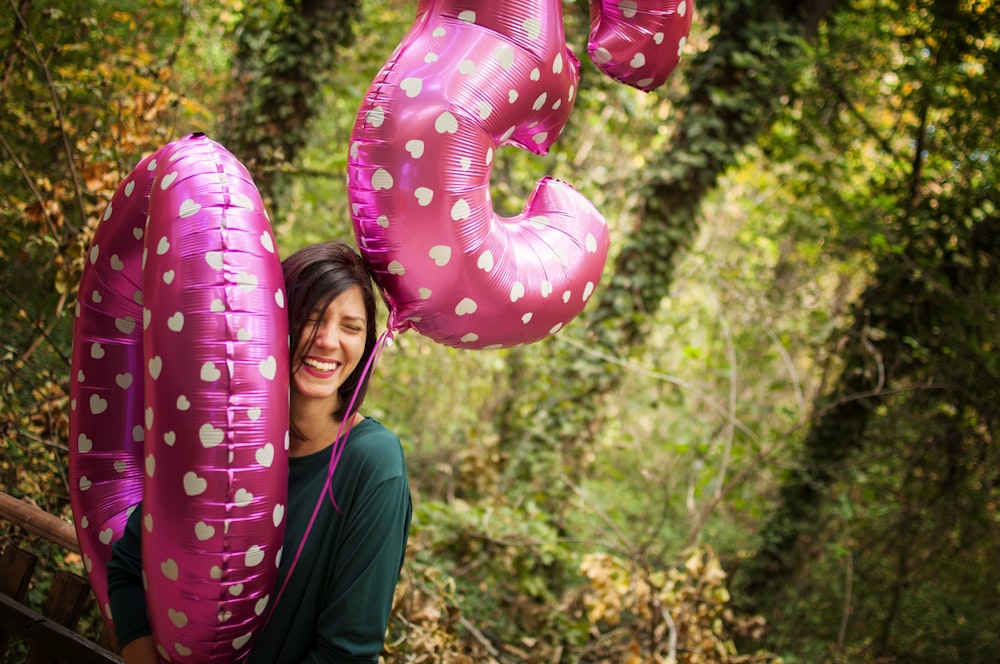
0, 286, 71, 368
8, 0, 84, 234
0, 127, 59, 238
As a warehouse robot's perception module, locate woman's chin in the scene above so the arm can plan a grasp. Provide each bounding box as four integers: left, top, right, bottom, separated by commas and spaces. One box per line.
291, 378, 339, 402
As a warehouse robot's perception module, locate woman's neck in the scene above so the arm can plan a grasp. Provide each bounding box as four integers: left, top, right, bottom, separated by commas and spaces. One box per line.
288, 399, 361, 457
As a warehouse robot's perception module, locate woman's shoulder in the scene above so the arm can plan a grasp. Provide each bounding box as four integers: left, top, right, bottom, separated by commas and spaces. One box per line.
350, 416, 400, 446
342, 417, 407, 479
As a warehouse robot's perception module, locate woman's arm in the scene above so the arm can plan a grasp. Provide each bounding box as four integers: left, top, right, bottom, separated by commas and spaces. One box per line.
308, 475, 412, 663
120, 636, 159, 664
106, 503, 155, 656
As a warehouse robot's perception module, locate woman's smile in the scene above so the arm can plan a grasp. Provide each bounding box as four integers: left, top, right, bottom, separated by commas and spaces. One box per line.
301, 356, 341, 374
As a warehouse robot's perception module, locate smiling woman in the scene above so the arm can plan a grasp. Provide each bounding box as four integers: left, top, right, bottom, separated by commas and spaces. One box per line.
107, 241, 413, 664
283, 242, 379, 452
292, 288, 367, 419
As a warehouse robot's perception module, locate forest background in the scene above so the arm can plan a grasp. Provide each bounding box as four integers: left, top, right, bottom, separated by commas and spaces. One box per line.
1, 0, 997, 662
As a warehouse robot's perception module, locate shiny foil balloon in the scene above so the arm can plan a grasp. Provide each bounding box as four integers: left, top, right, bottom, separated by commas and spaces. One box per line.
140, 134, 289, 662
348, 0, 610, 349
588, 0, 693, 91
70, 145, 167, 629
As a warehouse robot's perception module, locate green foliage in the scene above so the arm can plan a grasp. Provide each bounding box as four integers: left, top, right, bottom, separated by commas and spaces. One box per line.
395, 498, 776, 663
1, 0, 199, 515
757, 394, 1000, 662
3, 0, 999, 662
734, 1, 1000, 661
0, 4, 245, 651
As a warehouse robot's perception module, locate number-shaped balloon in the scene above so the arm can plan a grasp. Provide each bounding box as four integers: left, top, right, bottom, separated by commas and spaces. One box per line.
348, 0, 610, 349
70, 133, 289, 661
141, 134, 288, 661
70, 146, 163, 627
588, 0, 693, 91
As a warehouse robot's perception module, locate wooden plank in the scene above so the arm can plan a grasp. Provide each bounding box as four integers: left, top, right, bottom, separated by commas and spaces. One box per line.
97, 619, 120, 653
0, 500, 122, 661
0, 545, 37, 599
0, 545, 38, 659
0, 491, 79, 553
42, 570, 91, 628
25, 570, 94, 664
0, 593, 122, 664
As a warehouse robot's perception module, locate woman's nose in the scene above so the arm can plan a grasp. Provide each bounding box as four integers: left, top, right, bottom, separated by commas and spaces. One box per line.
313, 323, 339, 349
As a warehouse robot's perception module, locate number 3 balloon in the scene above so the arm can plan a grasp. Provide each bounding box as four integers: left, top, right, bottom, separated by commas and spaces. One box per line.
348, 0, 610, 349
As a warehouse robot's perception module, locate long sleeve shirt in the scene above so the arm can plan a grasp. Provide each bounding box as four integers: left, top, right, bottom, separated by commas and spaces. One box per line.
107, 417, 412, 663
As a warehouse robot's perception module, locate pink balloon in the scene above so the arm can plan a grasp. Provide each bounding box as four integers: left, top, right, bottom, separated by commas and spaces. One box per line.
141, 134, 289, 661
588, 0, 693, 91
348, 0, 610, 349
70, 145, 166, 627
70, 133, 288, 661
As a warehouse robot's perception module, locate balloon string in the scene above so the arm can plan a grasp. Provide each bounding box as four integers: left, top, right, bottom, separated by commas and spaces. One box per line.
325, 327, 393, 506
262, 326, 395, 628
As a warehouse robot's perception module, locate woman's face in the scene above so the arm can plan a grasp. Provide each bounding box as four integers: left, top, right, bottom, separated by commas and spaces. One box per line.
291, 285, 367, 411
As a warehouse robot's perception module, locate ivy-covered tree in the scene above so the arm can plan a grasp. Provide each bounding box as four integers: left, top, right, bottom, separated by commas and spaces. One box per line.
736, 0, 1000, 659
219, 0, 362, 203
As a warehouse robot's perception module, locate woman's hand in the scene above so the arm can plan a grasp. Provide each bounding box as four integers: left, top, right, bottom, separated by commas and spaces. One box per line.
121, 636, 158, 664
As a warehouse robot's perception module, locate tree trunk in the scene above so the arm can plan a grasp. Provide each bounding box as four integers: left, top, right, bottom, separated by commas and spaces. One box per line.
220, 0, 362, 204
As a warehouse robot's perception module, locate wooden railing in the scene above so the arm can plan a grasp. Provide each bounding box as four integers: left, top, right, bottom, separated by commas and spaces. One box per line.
0, 491, 123, 663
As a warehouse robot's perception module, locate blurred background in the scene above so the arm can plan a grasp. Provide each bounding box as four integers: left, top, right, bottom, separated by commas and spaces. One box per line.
1, 1, 997, 661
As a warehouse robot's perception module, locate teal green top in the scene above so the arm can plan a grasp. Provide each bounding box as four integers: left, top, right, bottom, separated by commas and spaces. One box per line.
107, 417, 412, 663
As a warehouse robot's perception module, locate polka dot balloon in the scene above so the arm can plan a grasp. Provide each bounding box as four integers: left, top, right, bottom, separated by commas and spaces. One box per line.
348, 0, 611, 349
70, 145, 161, 631
70, 133, 288, 662
588, 0, 694, 92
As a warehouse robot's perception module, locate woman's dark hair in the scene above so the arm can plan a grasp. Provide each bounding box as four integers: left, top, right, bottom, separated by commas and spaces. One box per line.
282, 241, 378, 430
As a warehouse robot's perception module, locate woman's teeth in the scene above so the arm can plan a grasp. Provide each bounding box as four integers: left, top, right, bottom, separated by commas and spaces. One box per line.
304, 358, 338, 372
